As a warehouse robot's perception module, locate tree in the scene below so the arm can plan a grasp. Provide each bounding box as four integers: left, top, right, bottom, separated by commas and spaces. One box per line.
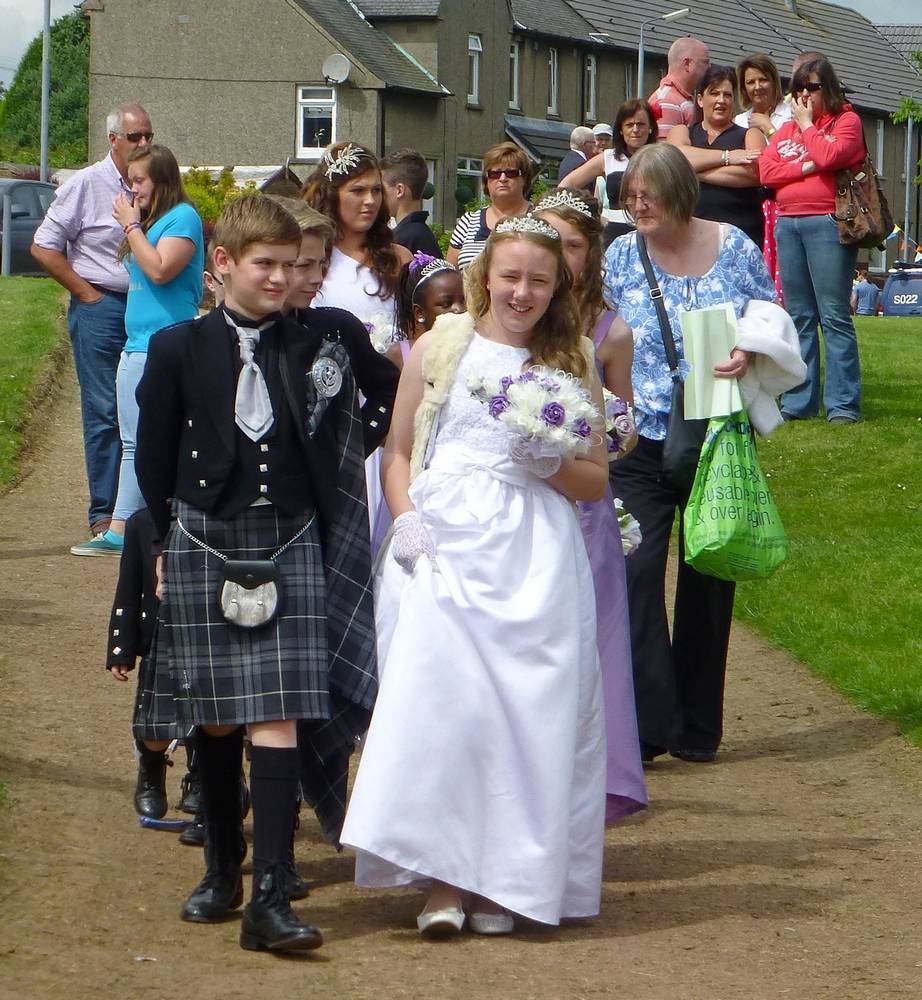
0, 10, 88, 166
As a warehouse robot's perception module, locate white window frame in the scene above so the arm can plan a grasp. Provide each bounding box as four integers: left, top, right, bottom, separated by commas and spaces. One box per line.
468, 34, 482, 105
547, 47, 559, 116
296, 86, 336, 159
584, 53, 597, 122
509, 41, 521, 110
457, 156, 484, 207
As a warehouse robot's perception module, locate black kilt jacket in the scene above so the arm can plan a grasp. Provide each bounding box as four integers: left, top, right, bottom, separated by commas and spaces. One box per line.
135, 305, 398, 544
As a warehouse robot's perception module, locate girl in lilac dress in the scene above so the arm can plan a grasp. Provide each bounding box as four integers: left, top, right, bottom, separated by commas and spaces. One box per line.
536, 189, 647, 822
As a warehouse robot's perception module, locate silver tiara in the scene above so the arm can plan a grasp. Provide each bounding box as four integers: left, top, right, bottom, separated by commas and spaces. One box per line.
411, 258, 458, 304
494, 215, 560, 240
534, 189, 594, 219
323, 143, 364, 179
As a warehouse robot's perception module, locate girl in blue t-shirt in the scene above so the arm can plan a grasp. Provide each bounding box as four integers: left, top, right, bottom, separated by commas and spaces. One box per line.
83, 145, 204, 555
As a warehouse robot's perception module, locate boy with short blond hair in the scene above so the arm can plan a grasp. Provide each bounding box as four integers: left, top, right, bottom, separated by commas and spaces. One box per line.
135, 195, 391, 954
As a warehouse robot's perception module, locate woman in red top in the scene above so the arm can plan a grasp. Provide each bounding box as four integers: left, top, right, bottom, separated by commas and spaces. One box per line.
760, 57, 864, 423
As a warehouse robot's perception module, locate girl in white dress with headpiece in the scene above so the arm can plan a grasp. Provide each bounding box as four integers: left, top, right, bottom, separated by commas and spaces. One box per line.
340, 216, 609, 938
303, 142, 410, 530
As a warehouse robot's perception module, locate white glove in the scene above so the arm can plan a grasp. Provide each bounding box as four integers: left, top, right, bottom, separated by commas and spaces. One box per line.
509, 439, 562, 479
391, 511, 436, 571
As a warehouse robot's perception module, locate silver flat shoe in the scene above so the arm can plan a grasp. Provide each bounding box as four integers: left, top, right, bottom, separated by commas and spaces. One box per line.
417, 905, 466, 939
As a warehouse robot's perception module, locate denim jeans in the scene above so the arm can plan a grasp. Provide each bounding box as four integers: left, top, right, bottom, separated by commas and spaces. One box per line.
67, 292, 127, 528
113, 350, 147, 521
775, 213, 861, 420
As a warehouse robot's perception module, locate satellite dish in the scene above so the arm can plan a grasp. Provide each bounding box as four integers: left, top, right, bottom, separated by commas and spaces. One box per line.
322, 54, 352, 84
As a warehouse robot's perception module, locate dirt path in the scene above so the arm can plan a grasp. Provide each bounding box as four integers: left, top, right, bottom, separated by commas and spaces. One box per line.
1, 366, 920, 1000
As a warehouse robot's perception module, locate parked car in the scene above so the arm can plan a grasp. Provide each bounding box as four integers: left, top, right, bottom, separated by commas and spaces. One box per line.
0, 179, 57, 276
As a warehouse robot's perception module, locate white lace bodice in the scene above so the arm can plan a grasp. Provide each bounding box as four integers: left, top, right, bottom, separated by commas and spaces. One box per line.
433, 332, 530, 457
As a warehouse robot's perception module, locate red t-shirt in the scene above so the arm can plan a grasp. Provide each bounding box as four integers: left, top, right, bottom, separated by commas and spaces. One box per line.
759, 106, 865, 216
648, 75, 695, 140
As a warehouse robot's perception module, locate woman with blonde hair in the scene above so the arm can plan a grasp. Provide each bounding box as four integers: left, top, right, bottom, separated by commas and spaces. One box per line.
446, 140, 534, 269
341, 216, 609, 938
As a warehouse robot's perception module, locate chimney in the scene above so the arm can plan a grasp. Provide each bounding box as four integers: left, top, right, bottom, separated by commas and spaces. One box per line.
784, 0, 800, 12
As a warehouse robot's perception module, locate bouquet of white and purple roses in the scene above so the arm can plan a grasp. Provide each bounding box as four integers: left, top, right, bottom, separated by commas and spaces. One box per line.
603, 390, 637, 461
364, 312, 395, 354
467, 365, 601, 463
614, 497, 643, 557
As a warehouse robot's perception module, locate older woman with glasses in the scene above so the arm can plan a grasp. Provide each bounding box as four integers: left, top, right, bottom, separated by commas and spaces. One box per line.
760, 56, 865, 423
446, 141, 533, 269
602, 143, 777, 765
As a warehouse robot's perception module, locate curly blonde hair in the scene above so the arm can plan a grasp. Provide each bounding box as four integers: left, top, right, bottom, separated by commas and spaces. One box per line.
465, 229, 587, 378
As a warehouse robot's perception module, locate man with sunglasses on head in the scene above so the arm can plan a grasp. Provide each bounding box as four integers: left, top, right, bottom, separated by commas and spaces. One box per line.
32, 102, 155, 554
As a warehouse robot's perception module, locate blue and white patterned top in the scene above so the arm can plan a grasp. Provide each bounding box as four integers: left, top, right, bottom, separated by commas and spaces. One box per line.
602, 225, 776, 441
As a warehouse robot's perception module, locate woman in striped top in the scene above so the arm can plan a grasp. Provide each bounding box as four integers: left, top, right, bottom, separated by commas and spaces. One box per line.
446, 141, 533, 270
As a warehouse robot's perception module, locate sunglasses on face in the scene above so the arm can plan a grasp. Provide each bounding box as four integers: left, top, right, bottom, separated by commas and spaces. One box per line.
116, 131, 154, 143
486, 168, 522, 180
796, 82, 822, 93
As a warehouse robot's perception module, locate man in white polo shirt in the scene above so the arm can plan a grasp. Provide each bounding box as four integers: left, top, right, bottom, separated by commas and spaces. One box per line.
32, 103, 153, 554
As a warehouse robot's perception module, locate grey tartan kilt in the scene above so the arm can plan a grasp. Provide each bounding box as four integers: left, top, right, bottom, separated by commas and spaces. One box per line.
132, 647, 188, 742
149, 499, 331, 728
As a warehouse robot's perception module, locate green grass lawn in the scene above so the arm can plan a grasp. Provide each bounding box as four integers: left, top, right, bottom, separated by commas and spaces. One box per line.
735, 316, 922, 742
0, 276, 68, 487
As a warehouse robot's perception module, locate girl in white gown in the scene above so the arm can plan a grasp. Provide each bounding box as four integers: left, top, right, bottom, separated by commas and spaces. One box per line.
303, 142, 410, 533
340, 216, 609, 938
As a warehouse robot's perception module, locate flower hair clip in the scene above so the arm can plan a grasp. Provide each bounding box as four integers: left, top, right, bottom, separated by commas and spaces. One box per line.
323, 143, 364, 179
494, 215, 560, 240
534, 189, 594, 219
409, 252, 441, 274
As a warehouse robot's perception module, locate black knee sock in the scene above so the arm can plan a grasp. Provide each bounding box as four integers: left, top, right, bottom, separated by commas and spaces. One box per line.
249, 746, 299, 888
196, 727, 244, 827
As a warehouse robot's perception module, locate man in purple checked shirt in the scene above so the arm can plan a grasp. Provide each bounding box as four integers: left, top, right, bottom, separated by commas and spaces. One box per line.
32, 103, 154, 554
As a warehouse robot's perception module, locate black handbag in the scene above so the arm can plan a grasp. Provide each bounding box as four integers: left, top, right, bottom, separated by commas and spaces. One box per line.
635, 234, 708, 493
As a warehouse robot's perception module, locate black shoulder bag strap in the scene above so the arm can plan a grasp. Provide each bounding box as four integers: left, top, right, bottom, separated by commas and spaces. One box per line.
634, 232, 707, 493
635, 232, 680, 385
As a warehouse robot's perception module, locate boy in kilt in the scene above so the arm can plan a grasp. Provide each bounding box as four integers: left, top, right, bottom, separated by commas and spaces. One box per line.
135, 195, 396, 952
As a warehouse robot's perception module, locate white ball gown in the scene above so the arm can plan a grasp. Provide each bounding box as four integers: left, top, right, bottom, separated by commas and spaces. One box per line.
340, 331, 607, 924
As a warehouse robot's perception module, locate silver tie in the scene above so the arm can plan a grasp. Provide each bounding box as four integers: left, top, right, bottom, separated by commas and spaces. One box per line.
226, 314, 274, 442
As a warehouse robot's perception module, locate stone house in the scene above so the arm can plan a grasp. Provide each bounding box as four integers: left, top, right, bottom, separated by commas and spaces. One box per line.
83, 0, 921, 262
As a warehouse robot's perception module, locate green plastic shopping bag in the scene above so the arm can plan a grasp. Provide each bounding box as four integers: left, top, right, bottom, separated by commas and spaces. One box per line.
683, 412, 787, 581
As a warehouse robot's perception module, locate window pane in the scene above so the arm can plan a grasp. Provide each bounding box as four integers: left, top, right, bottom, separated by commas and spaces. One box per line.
302, 105, 333, 149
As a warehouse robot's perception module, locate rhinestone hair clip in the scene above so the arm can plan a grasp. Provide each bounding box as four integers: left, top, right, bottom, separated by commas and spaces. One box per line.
323, 143, 364, 179
534, 189, 594, 219
493, 215, 560, 240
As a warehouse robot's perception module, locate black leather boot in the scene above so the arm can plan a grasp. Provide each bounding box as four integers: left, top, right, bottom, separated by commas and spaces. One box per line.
134, 743, 169, 819
177, 751, 202, 813
280, 802, 309, 900
180, 823, 246, 923
178, 807, 205, 847
239, 866, 323, 952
